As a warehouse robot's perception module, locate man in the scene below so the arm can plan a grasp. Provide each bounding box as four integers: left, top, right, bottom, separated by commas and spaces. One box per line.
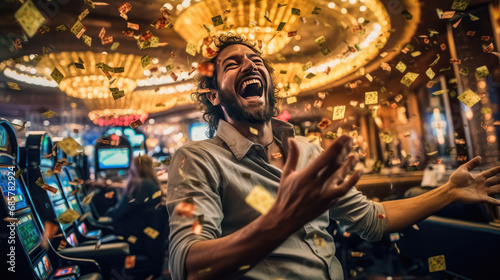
166, 33, 500, 280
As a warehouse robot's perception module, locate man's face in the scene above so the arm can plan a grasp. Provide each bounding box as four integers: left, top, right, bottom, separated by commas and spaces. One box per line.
215, 44, 274, 124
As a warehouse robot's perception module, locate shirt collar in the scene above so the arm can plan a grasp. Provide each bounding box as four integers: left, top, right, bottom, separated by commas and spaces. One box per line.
216, 118, 295, 161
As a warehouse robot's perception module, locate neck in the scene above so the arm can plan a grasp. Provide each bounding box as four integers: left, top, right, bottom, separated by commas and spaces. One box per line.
225, 118, 274, 146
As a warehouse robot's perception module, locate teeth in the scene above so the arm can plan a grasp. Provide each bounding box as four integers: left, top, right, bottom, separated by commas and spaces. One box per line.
241, 79, 261, 93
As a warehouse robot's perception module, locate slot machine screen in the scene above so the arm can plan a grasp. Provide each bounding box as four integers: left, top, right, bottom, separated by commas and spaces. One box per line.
97, 147, 130, 169
0, 167, 28, 211
53, 202, 70, 230
34, 254, 52, 280
40, 136, 53, 167
40, 167, 63, 201
66, 232, 78, 246
0, 125, 13, 154
69, 197, 82, 214
16, 213, 41, 254
57, 171, 73, 197
78, 222, 88, 235
68, 168, 85, 201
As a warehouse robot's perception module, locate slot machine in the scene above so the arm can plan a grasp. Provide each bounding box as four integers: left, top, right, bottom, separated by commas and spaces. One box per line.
51, 141, 102, 222
94, 135, 133, 180
23, 132, 130, 275
52, 139, 118, 243
103, 127, 146, 158
0, 119, 102, 280
92, 135, 132, 216
24, 132, 80, 247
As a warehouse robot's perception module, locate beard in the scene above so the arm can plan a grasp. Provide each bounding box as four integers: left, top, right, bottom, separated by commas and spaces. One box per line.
218, 86, 275, 124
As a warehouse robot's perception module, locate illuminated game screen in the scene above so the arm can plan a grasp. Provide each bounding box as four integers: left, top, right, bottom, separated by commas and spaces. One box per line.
0, 125, 13, 154
57, 170, 73, 197
66, 232, 78, 246
67, 169, 86, 201
53, 202, 70, 229
16, 213, 41, 254
34, 254, 52, 280
97, 147, 130, 169
40, 167, 63, 201
0, 167, 28, 211
68, 168, 80, 183
70, 198, 82, 214
40, 136, 53, 167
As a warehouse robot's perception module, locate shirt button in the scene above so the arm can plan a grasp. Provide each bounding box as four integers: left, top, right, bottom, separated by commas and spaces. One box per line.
255, 146, 262, 151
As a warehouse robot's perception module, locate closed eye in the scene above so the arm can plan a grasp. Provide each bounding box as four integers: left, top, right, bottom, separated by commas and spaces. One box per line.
225, 62, 238, 70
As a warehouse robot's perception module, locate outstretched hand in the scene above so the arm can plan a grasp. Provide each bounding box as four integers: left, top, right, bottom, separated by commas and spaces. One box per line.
271, 135, 363, 229
448, 156, 500, 205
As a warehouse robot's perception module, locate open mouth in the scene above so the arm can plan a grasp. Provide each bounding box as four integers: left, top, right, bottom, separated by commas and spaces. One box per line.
239, 78, 263, 99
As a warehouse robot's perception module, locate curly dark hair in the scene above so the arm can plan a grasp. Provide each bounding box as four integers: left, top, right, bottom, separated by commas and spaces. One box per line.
192, 33, 281, 138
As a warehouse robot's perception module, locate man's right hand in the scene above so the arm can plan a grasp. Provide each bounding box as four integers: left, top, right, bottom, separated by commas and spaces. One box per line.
271, 135, 362, 232
182, 135, 362, 280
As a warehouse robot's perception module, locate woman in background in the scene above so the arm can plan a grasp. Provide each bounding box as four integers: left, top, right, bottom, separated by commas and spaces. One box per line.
106, 155, 162, 255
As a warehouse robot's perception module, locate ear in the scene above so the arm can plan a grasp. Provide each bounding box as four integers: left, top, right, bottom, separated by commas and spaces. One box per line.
206, 89, 220, 106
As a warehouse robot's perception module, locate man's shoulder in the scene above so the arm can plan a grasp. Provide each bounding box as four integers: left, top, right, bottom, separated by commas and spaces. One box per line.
293, 136, 322, 151
294, 135, 312, 144
292, 136, 324, 166
182, 137, 221, 148
174, 137, 223, 158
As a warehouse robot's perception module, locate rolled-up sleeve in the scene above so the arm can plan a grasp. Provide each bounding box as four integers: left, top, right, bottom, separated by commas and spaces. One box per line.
166, 146, 223, 280
329, 188, 387, 242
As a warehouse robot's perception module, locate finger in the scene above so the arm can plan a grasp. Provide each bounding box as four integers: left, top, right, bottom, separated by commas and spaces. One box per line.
321, 154, 358, 194
282, 138, 300, 179
485, 173, 500, 186
318, 151, 358, 183
325, 169, 363, 200
481, 165, 500, 179
484, 195, 500, 206
486, 185, 500, 195
461, 156, 482, 171
305, 136, 353, 178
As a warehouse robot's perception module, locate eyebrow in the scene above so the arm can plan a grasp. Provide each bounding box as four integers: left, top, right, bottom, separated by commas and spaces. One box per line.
220, 52, 262, 66
247, 53, 261, 59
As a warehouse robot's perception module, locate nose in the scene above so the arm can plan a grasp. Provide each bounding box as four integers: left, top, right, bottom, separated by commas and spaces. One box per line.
241, 57, 257, 73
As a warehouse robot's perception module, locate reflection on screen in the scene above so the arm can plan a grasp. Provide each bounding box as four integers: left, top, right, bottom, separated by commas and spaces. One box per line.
0, 167, 28, 211
39, 167, 62, 201
97, 148, 130, 169
16, 213, 41, 254
57, 170, 73, 197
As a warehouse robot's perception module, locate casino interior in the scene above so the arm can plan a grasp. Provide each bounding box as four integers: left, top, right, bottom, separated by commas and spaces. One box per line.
1, 0, 500, 279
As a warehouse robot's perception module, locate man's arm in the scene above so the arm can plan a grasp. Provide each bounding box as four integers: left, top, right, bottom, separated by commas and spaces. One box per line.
382, 156, 500, 233
184, 206, 299, 280
176, 136, 361, 280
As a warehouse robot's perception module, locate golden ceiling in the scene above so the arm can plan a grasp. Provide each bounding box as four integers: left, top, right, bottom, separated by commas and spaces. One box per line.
0, 0, 421, 124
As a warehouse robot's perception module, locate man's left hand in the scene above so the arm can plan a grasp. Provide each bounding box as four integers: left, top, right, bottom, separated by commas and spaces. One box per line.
447, 156, 500, 205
